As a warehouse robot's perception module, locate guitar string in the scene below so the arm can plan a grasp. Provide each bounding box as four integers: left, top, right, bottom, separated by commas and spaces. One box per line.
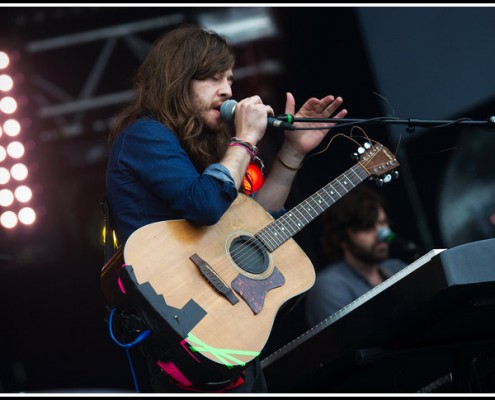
226, 175, 352, 263
225, 154, 371, 267
220, 170, 361, 278
221, 166, 367, 274
256, 166, 365, 249
248, 132, 375, 256
221, 144, 377, 270
224, 140, 396, 274
213, 135, 393, 279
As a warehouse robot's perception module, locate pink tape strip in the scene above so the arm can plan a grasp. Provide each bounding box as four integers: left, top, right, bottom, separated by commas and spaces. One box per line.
180, 338, 201, 363
156, 360, 192, 387
117, 264, 127, 294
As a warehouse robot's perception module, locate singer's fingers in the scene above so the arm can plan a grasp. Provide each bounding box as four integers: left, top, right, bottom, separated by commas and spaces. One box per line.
334, 108, 348, 119
284, 92, 296, 115
266, 105, 275, 117
324, 96, 344, 116
315, 95, 335, 113
243, 95, 262, 104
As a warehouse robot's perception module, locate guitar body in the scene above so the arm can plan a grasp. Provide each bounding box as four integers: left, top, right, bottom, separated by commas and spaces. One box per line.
123, 193, 315, 366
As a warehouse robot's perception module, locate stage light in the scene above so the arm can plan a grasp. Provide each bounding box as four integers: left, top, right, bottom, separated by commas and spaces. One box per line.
0, 74, 13, 91
0, 188, 14, 207
0, 49, 38, 231
6, 141, 24, 159
18, 207, 36, 225
0, 52, 9, 69
0, 167, 10, 184
14, 185, 32, 203
10, 163, 28, 181
198, 8, 278, 45
0, 96, 17, 114
0, 210, 17, 229
3, 119, 21, 136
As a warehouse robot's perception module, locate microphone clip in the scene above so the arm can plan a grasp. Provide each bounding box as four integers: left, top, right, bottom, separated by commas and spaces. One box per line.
276, 114, 295, 124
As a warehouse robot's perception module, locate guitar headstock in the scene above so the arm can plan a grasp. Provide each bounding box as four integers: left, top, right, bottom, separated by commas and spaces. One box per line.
356, 142, 400, 186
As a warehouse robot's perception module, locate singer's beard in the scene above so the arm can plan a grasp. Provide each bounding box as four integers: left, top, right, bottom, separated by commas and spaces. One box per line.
347, 239, 389, 265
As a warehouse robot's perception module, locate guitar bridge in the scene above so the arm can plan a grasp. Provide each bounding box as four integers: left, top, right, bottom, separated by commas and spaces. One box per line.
190, 253, 239, 305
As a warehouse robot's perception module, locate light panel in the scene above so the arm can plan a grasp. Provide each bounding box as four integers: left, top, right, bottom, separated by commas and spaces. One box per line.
0, 49, 37, 230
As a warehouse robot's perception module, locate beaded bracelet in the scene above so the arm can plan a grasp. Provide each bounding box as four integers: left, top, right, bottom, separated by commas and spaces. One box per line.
228, 138, 265, 172
229, 137, 258, 156
228, 142, 256, 159
277, 152, 303, 171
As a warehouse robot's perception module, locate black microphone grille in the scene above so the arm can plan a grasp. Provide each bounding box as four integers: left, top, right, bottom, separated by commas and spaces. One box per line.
220, 99, 237, 121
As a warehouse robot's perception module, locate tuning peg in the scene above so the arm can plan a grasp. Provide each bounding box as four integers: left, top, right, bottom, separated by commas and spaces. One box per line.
363, 142, 372, 149
357, 147, 365, 154
375, 178, 384, 187
383, 174, 392, 183
351, 152, 360, 160
391, 170, 400, 179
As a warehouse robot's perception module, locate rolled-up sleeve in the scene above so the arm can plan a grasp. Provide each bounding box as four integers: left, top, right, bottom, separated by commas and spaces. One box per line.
203, 163, 238, 201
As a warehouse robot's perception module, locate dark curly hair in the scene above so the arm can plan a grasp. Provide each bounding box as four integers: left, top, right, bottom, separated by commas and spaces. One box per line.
321, 185, 388, 262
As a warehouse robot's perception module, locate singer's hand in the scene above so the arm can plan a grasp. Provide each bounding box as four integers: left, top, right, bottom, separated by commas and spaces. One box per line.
233, 96, 274, 145
282, 92, 347, 156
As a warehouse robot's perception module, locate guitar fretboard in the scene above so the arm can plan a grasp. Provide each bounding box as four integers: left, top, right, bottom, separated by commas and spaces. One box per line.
255, 163, 369, 252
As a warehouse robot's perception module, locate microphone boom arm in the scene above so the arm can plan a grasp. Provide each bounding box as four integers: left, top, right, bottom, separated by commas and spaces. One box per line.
276, 115, 495, 131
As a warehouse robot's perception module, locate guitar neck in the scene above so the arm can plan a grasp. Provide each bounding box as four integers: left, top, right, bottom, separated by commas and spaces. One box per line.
255, 163, 369, 252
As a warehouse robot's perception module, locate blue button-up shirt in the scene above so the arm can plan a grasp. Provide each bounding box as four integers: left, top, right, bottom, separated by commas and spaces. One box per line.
106, 118, 238, 244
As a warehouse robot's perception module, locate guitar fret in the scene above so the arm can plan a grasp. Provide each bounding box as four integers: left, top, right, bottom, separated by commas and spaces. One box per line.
277, 213, 299, 238
326, 183, 343, 200
323, 186, 338, 203
302, 199, 320, 219
335, 178, 350, 193
256, 229, 278, 251
312, 192, 328, 211
349, 166, 365, 181
292, 206, 311, 226
277, 215, 298, 237
264, 227, 284, 249
256, 163, 374, 252
349, 166, 361, 180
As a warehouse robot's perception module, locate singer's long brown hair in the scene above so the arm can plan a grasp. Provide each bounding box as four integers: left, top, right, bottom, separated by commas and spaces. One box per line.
108, 24, 235, 171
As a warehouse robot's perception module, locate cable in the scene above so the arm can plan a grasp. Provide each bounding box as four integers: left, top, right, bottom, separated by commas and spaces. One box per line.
108, 307, 151, 393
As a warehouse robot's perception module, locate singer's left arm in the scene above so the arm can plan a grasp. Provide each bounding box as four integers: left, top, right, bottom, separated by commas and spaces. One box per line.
254, 92, 347, 212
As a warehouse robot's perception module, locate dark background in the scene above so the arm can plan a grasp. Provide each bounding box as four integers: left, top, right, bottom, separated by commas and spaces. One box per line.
0, 5, 494, 393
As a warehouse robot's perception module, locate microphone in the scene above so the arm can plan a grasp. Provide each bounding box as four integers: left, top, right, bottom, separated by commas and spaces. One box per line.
376, 227, 424, 261
220, 99, 295, 130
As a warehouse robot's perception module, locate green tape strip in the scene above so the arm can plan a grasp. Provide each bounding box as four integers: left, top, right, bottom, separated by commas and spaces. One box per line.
186, 333, 260, 368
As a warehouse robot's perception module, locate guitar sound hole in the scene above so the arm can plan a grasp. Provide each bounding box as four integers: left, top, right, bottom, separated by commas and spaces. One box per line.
230, 235, 269, 275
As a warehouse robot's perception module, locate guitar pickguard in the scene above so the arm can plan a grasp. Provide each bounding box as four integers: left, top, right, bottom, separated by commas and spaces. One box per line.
231, 267, 285, 314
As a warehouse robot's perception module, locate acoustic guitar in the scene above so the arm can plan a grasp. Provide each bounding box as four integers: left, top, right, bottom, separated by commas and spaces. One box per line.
101, 141, 399, 369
